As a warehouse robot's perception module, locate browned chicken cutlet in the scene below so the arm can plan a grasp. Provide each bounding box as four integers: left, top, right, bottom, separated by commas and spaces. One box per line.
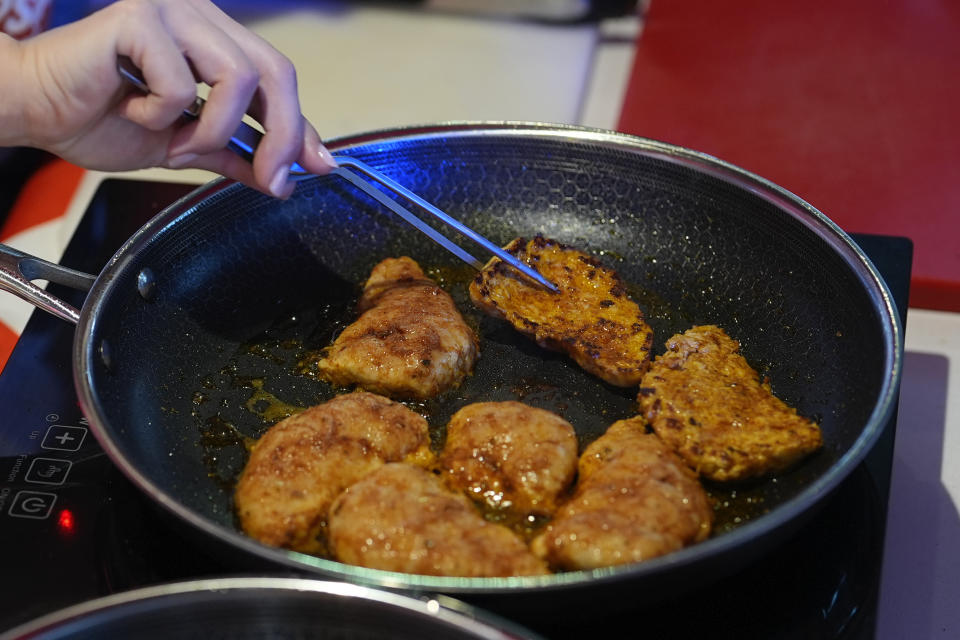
234, 391, 433, 554
439, 401, 578, 518
469, 236, 653, 387
530, 417, 712, 571
328, 463, 550, 577
317, 257, 478, 400
637, 325, 823, 483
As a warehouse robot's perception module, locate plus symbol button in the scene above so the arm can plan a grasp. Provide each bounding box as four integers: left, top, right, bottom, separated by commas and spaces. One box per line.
41, 425, 87, 452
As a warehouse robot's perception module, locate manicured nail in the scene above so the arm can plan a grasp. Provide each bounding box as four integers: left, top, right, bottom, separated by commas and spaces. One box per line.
167, 153, 198, 169
270, 163, 291, 197
317, 144, 338, 171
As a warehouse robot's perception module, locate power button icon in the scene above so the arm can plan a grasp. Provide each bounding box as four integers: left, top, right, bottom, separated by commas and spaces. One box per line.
8, 491, 57, 519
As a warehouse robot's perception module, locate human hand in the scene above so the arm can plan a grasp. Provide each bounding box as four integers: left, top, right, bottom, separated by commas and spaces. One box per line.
5, 0, 336, 197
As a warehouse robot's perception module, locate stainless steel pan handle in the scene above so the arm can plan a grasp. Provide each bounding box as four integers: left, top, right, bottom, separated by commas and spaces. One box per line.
0, 243, 96, 324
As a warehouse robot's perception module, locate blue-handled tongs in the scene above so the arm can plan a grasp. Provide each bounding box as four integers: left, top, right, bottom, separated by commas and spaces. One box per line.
117, 57, 557, 292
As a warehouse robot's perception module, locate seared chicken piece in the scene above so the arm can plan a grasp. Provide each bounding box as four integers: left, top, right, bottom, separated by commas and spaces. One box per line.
328, 463, 550, 577
530, 417, 712, 571
234, 391, 433, 553
469, 236, 653, 387
439, 401, 578, 517
317, 257, 478, 400
637, 325, 823, 482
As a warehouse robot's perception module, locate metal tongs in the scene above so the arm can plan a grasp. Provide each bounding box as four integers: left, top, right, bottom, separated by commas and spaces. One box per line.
117, 58, 557, 292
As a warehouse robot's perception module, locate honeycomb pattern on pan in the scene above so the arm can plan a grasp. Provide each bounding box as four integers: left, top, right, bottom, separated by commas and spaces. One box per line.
86, 131, 889, 540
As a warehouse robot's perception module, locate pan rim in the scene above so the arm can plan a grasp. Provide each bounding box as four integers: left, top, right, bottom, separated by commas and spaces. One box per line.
0, 576, 542, 640
72, 122, 904, 594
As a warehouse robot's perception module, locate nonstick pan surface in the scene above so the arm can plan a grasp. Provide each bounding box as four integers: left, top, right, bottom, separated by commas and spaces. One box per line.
72, 123, 901, 612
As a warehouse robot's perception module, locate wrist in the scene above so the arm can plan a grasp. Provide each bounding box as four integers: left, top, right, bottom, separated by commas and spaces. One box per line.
0, 33, 31, 148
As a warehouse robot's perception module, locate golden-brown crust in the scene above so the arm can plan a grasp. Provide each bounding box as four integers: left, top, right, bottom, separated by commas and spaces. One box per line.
328, 463, 550, 577
468, 236, 653, 387
637, 325, 823, 482
317, 257, 478, 400
438, 401, 578, 517
234, 391, 432, 553
530, 417, 712, 571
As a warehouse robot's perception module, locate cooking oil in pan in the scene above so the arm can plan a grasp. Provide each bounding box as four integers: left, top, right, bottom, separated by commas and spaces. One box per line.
241, 377, 305, 423
197, 414, 252, 493
189, 253, 802, 558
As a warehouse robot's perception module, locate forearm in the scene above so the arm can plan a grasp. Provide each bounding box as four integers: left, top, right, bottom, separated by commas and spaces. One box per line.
0, 32, 30, 148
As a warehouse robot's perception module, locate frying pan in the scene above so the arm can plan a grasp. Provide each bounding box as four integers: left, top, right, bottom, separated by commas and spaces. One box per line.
0, 123, 902, 625
0, 577, 540, 639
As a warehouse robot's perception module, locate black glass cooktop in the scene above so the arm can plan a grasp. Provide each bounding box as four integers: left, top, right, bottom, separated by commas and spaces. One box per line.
0, 178, 911, 638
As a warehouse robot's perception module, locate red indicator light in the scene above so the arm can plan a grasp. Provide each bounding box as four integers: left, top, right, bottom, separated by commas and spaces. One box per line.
57, 508, 76, 535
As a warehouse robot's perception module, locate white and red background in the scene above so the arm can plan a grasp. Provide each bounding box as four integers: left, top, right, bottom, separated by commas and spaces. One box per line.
1, 2, 958, 637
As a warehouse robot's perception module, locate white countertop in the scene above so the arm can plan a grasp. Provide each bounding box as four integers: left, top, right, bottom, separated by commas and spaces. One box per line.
4, 3, 958, 637
878, 308, 960, 638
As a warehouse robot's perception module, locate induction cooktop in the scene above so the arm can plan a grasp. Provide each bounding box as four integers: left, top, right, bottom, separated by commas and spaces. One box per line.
0, 177, 911, 639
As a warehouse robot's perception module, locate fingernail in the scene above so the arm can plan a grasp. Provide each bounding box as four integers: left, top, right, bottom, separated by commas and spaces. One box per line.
167, 153, 198, 169
317, 144, 338, 171
269, 164, 292, 197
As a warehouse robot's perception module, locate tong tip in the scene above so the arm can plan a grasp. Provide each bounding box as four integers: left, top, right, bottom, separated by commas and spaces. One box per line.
532, 272, 560, 292
509, 261, 558, 292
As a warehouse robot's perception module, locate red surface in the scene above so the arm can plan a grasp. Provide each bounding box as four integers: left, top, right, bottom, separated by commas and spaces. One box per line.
618, 0, 959, 310
0, 159, 85, 372
0, 159, 85, 241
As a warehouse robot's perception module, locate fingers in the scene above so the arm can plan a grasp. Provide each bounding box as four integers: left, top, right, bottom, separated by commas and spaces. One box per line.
167, 148, 298, 199
114, 0, 333, 197
298, 119, 339, 176
239, 56, 304, 196
152, 4, 261, 158
184, 0, 338, 187
165, 116, 337, 200
110, 2, 199, 130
